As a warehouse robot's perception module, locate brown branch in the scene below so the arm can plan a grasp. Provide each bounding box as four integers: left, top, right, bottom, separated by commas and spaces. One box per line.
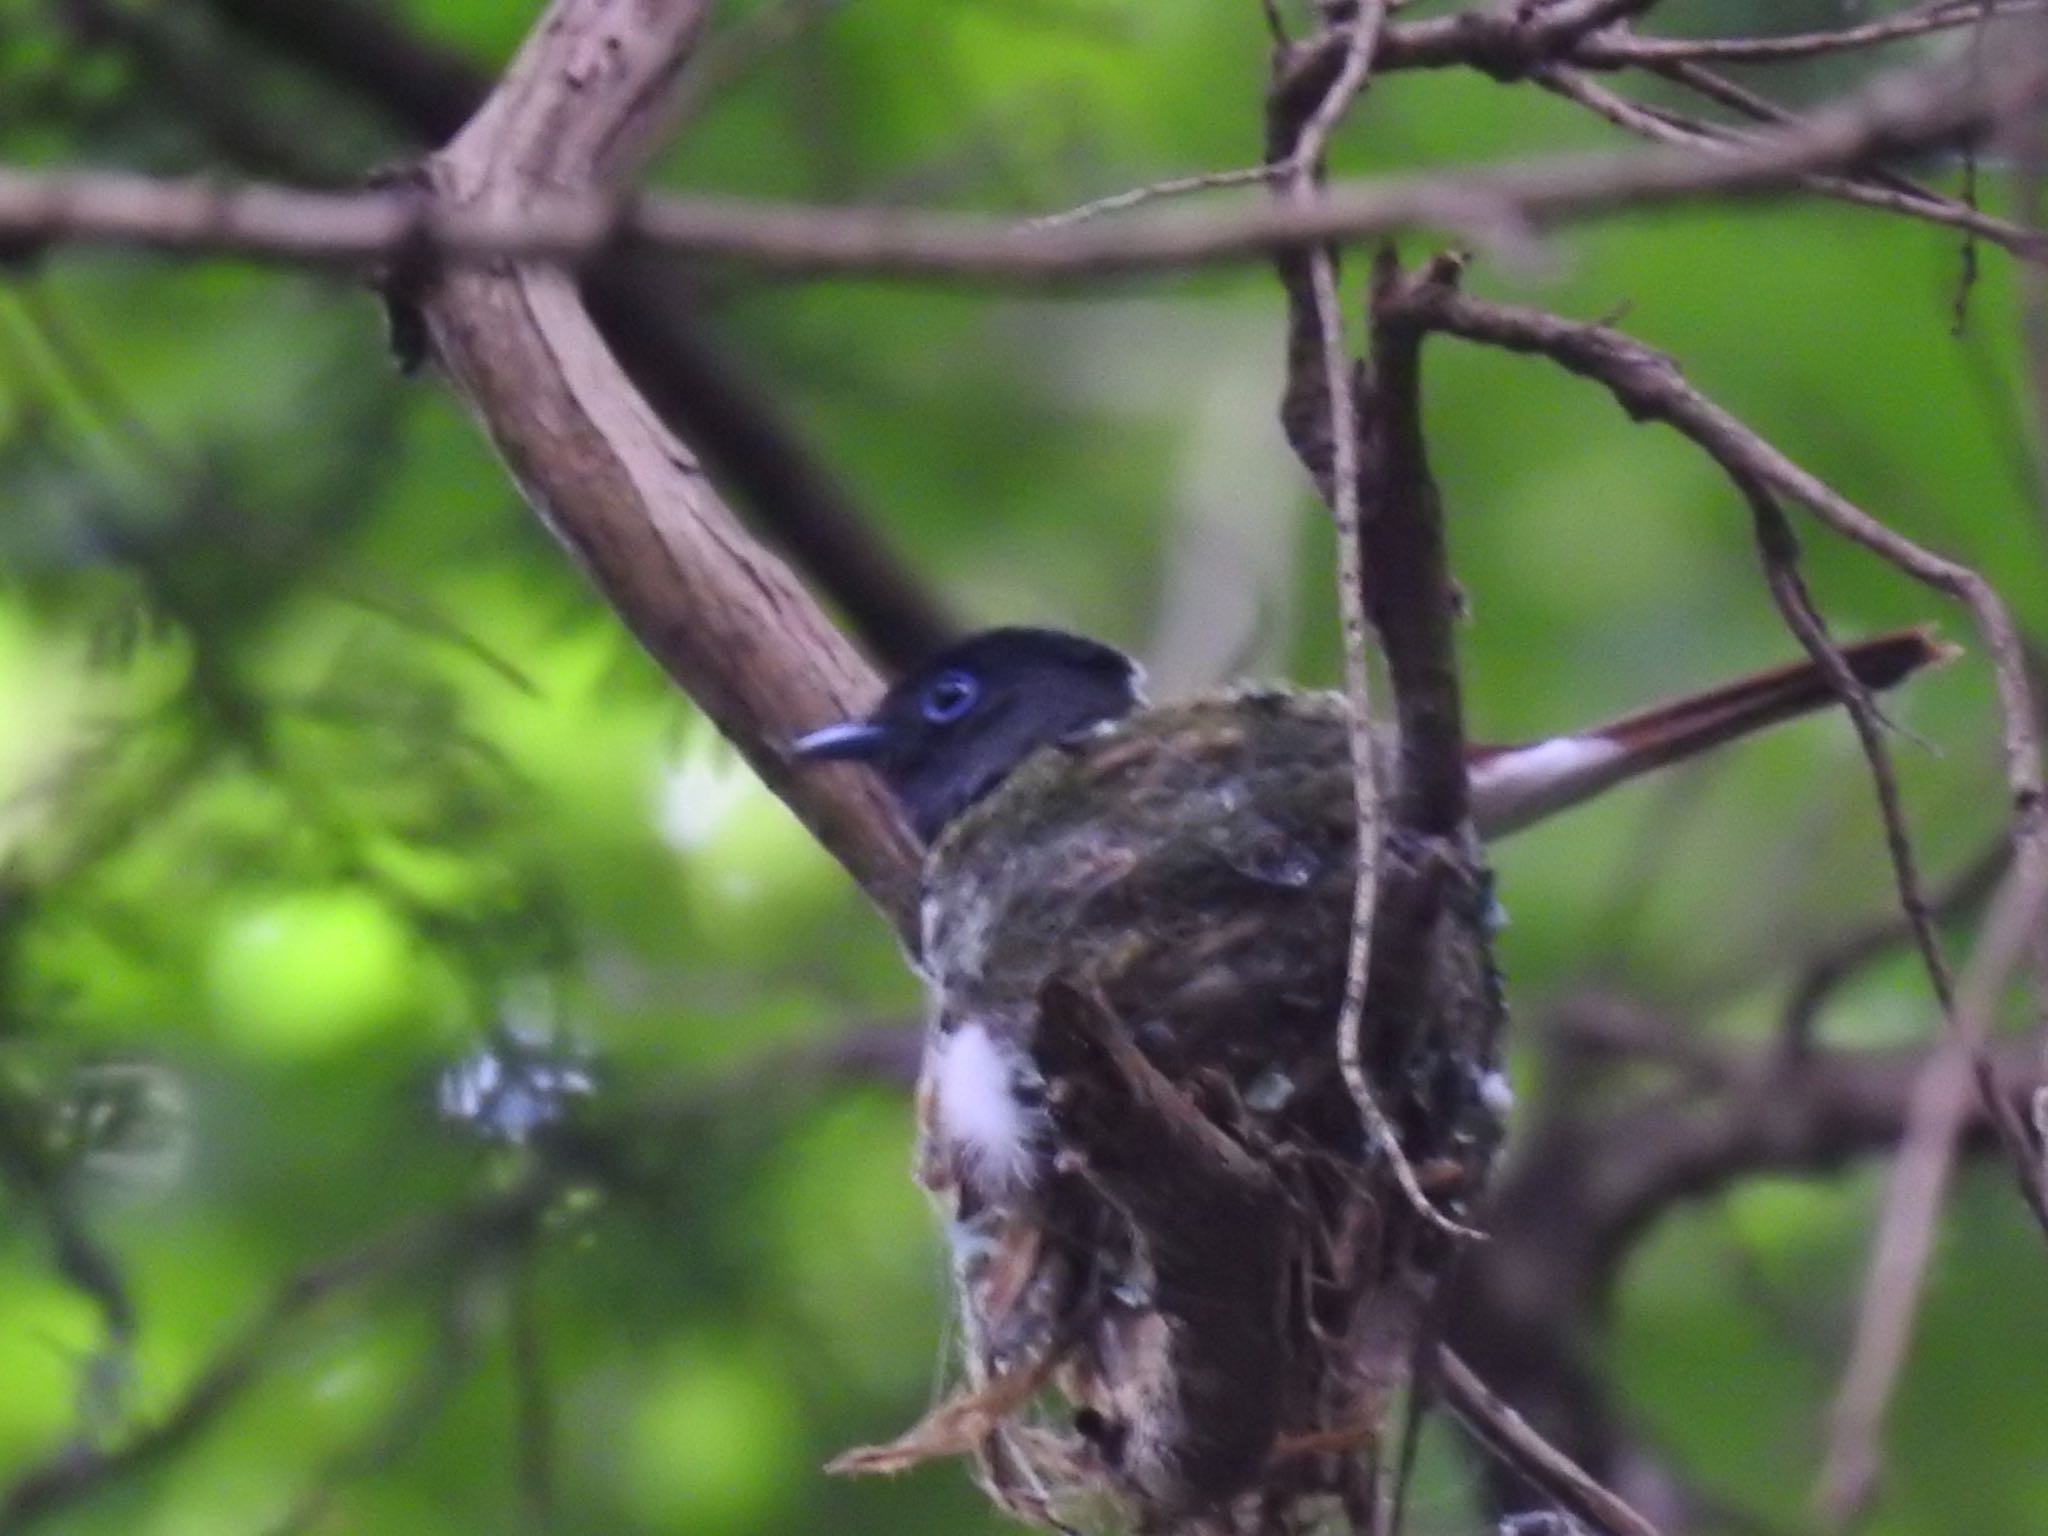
411, 0, 922, 931
1534, 64, 2044, 260
1381, 288, 2048, 1064
584, 254, 960, 671
1577, 1, 2047, 65
1438, 1348, 1662, 1536
195, 0, 957, 672
1367, 0, 2042, 73
1367, 252, 1475, 836
1633, 52, 2030, 281
1454, 1023, 2048, 1508
1817, 861, 2048, 1526
1739, 484, 1957, 1039
1279, 2, 1410, 1237
3, 43, 2045, 277
1267, 0, 1476, 1244
1379, 284, 2048, 1519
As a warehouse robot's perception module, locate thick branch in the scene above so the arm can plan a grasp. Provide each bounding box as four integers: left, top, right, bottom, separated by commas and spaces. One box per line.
1453, 1026, 2048, 1499
1366, 252, 1472, 835
198, 0, 955, 670
414, 0, 921, 928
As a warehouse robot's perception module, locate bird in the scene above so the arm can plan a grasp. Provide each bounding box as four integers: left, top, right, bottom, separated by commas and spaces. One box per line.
791, 624, 1952, 1530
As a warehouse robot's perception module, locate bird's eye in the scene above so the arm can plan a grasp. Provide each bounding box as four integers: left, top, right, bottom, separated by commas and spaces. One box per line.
921, 670, 979, 724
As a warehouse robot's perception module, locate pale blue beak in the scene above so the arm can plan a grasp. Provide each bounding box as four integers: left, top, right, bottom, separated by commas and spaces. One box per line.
789, 719, 892, 761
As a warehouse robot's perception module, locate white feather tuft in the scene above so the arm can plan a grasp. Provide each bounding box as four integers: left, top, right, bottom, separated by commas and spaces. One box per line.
931, 1021, 1042, 1192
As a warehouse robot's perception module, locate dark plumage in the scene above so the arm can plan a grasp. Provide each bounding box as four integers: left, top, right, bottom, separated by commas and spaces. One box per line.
790, 627, 1143, 842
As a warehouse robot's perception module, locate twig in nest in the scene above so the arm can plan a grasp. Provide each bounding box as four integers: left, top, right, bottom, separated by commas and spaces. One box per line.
826, 1346, 1068, 1477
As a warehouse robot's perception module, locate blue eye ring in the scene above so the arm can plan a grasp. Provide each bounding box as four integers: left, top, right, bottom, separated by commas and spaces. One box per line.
921, 669, 979, 724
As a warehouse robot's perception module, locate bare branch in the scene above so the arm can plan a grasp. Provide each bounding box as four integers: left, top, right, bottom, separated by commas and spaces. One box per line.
197, 0, 957, 671
1356, 0, 2036, 74
1368, 251, 1478, 835
1817, 861, 2048, 1525
412, 0, 923, 929
1438, 1348, 1662, 1536
1267, 0, 1475, 1241
1, 46, 2043, 278
1577, 1, 2045, 65
1535, 63, 2044, 259
1381, 288, 2048, 1070
1739, 484, 1957, 1049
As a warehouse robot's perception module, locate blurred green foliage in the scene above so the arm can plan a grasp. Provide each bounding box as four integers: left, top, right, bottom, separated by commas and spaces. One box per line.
1, 1, 2044, 1533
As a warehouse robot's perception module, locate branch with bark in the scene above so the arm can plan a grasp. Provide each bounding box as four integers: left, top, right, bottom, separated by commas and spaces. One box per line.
182, 0, 956, 673
2, 35, 2045, 277
400, 0, 921, 931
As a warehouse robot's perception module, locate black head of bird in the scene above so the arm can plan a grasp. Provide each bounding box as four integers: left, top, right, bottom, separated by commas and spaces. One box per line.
788, 626, 1144, 843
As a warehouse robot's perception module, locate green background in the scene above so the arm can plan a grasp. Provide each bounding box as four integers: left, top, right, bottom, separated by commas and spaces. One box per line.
0, 1, 2042, 1532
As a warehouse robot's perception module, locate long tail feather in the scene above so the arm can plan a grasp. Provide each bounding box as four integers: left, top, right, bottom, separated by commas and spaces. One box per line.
1469, 627, 1958, 838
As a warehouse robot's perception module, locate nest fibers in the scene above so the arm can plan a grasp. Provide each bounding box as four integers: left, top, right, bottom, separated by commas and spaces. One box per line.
832, 690, 1507, 1535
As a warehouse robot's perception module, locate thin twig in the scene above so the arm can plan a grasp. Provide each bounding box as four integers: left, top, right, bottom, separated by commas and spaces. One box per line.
1816, 861, 2048, 1526
1437, 1347, 1662, 1536
1577, 0, 2048, 64
1026, 164, 1282, 228
1388, 288, 2048, 1112
1291, 5, 1403, 1227
1640, 54, 2020, 245
1537, 63, 2045, 258
1273, 1, 1469, 1240
1741, 483, 1958, 1028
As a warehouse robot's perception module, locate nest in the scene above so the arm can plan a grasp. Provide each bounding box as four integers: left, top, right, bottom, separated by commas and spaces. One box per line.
838, 691, 1508, 1535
